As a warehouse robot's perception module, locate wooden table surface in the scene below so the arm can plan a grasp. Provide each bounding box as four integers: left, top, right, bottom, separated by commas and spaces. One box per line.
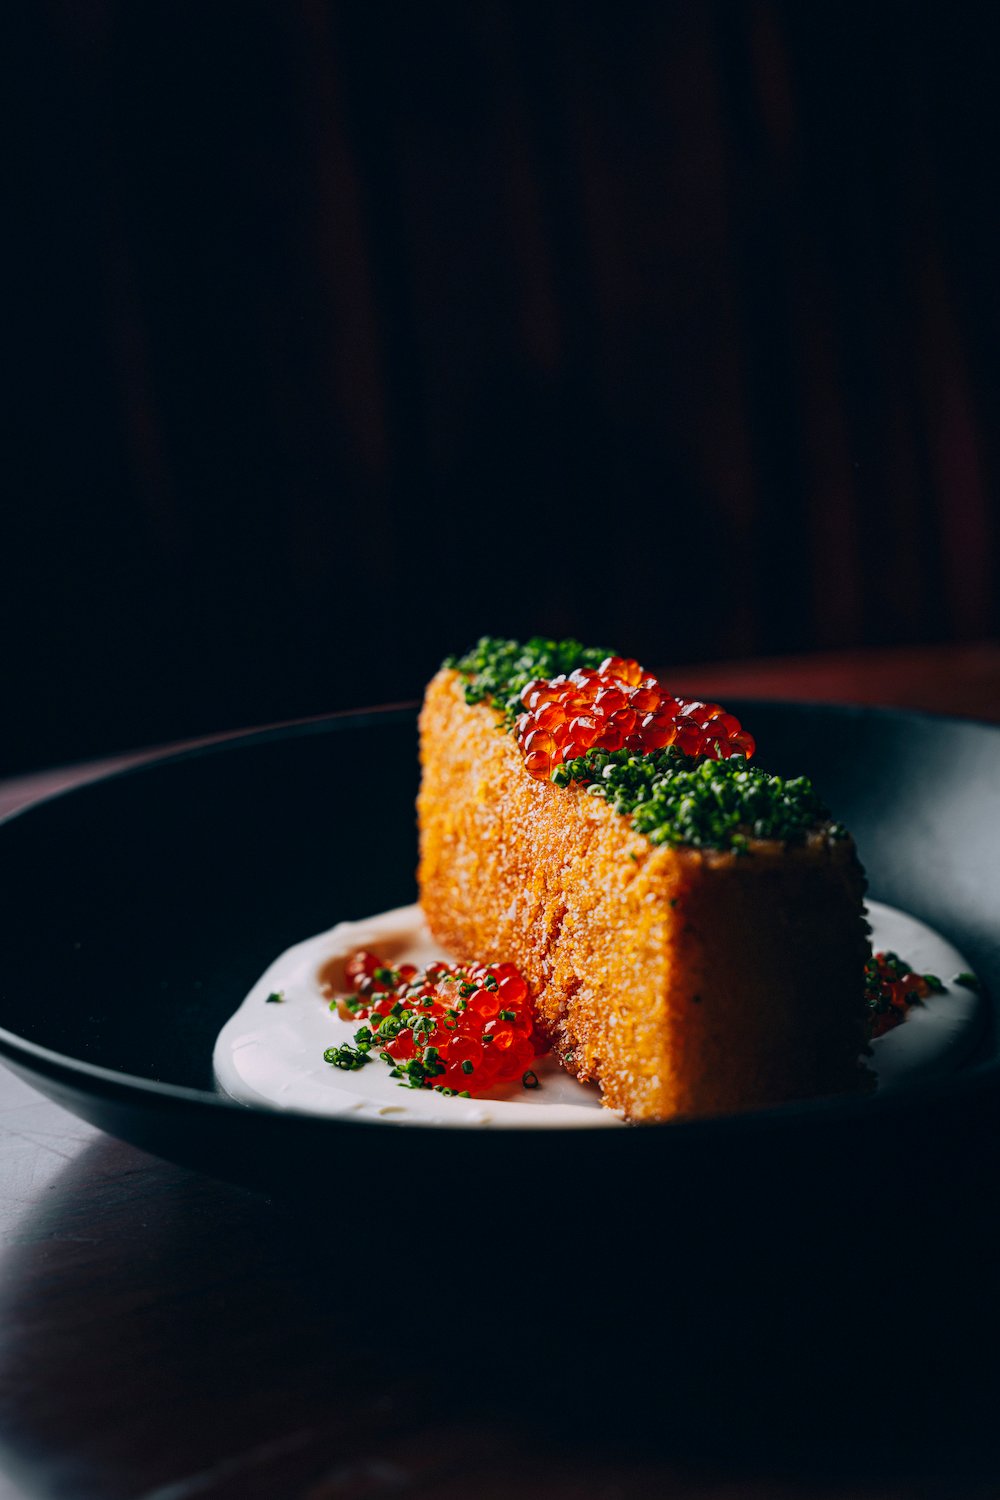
2, 643, 999, 1500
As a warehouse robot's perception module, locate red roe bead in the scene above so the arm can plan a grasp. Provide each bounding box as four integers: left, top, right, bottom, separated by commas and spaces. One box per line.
593, 686, 626, 714
344, 950, 379, 989
600, 655, 643, 686
631, 686, 661, 713
522, 679, 560, 709
474, 1048, 502, 1084
534, 701, 564, 731
496, 974, 526, 1006
386, 1029, 415, 1060
712, 712, 742, 737
568, 715, 600, 749
524, 750, 552, 779
471, 987, 500, 1019
507, 1036, 534, 1074
609, 707, 637, 735
642, 719, 677, 751
674, 720, 704, 756
523, 728, 556, 756
447, 1035, 483, 1066
483, 1019, 516, 1050
888, 983, 909, 1011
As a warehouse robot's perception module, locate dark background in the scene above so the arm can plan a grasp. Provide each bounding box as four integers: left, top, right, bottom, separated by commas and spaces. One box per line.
8, 0, 1000, 778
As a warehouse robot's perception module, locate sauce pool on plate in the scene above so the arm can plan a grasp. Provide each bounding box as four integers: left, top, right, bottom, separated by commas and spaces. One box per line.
213, 902, 983, 1128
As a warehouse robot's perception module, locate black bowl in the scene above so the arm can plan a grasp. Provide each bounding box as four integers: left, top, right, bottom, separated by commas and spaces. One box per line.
2, 701, 999, 1232
8, 700, 1000, 1446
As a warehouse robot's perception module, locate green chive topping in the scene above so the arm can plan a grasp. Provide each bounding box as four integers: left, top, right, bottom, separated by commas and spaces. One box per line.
446, 637, 835, 852
323, 1042, 370, 1071
552, 748, 829, 851
445, 635, 612, 730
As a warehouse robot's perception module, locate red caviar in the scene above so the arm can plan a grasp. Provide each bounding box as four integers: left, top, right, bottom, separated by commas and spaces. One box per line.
864, 950, 940, 1038
337, 950, 541, 1096
514, 655, 755, 780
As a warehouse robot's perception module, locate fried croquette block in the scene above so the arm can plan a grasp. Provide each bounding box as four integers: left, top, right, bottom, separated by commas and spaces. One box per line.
417, 669, 870, 1122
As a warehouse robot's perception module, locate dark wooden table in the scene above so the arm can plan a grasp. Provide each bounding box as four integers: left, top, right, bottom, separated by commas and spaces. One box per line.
2, 644, 999, 1500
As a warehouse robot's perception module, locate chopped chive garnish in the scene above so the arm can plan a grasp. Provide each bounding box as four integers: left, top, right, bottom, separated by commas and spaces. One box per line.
447, 635, 834, 851
323, 1042, 370, 1071
324, 950, 540, 1101
865, 951, 956, 1038
445, 636, 611, 730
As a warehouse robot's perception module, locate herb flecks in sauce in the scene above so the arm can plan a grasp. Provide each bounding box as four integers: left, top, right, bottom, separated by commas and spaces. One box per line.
325, 950, 540, 1097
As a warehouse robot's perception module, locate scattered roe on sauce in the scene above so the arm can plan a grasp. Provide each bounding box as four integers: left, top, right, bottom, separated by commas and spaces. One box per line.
324, 950, 541, 1097
864, 951, 945, 1039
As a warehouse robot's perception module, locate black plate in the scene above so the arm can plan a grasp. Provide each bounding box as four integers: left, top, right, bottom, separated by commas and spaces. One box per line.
2, 701, 1000, 1224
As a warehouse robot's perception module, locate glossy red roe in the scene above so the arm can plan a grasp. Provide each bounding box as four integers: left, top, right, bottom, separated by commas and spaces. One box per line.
866, 952, 934, 1038
515, 655, 756, 780
342, 952, 542, 1097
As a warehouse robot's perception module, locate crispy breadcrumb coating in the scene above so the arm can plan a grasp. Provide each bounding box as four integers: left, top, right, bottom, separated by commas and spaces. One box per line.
418, 669, 869, 1121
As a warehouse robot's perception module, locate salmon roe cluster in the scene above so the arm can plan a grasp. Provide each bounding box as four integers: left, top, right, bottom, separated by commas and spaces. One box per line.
864, 950, 944, 1039
514, 655, 756, 781
335, 950, 540, 1096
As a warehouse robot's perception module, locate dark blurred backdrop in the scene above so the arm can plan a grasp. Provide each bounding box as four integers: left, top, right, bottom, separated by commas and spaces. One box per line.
8, 0, 1000, 776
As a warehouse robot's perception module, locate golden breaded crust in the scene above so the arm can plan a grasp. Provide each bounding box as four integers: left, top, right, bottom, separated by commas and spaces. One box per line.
418, 669, 870, 1121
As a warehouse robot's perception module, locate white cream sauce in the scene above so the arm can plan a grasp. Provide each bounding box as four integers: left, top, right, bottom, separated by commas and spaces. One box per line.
213, 900, 982, 1128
